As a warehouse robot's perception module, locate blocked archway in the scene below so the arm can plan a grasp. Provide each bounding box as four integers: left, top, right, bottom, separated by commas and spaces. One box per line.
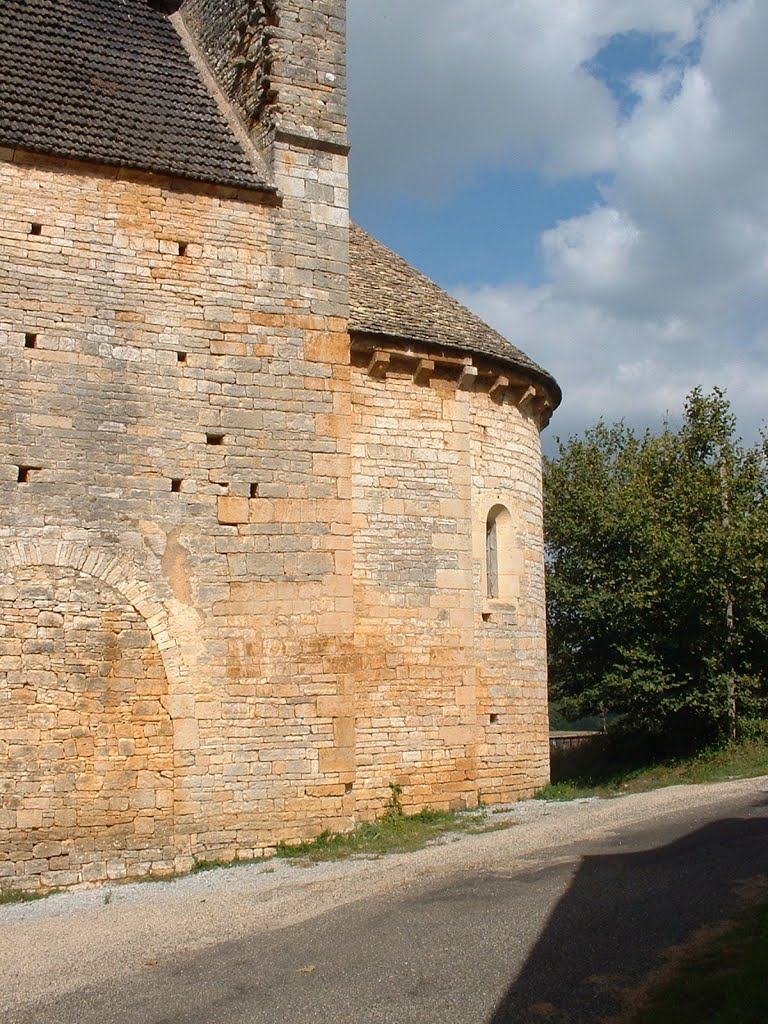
0, 540, 184, 685
0, 544, 181, 890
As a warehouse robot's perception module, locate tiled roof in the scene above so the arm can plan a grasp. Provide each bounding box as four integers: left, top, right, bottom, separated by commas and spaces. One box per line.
0, 0, 269, 193
349, 224, 561, 404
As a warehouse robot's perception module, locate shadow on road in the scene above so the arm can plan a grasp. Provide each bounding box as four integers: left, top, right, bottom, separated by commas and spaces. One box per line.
488, 794, 768, 1024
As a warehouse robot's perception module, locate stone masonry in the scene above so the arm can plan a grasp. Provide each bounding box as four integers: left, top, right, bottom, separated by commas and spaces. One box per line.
0, 0, 560, 892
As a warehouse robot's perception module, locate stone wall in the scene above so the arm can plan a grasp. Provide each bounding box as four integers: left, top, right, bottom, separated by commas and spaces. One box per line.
0, 0, 551, 893
0, 566, 174, 888
350, 348, 550, 815
180, 0, 347, 149
469, 380, 550, 801
0, 132, 352, 888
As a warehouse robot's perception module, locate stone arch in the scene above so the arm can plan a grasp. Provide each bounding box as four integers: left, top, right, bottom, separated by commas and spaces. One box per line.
0, 539, 185, 685
0, 548, 180, 890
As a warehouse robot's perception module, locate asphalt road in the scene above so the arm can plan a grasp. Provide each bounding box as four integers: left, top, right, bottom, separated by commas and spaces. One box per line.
3, 777, 768, 1024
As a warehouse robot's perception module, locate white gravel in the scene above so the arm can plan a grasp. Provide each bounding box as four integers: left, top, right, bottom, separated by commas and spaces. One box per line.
2, 776, 766, 1013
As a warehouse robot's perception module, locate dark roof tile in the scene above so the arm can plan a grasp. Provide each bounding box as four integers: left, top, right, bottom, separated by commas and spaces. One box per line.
0, 0, 269, 192
349, 224, 561, 404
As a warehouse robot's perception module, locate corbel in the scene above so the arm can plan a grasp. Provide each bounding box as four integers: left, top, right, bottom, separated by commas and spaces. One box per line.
413, 358, 435, 386
489, 375, 510, 402
457, 365, 479, 391
367, 350, 391, 379
514, 385, 538, 409
535, 396, 554, 426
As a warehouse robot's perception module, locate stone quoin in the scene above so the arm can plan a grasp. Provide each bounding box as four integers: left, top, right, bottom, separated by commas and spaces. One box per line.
0, 0, 561, 892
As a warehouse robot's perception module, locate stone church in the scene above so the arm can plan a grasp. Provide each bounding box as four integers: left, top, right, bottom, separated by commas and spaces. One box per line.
0, 0, 561, 892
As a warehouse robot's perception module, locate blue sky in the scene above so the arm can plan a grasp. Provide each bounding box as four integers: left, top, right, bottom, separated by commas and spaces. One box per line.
347, 0, 768, 447
351, 171, 601, 290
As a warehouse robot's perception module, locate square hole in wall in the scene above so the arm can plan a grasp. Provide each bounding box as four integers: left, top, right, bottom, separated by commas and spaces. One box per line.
29, 223, 42, 236
344, 782, 353, 795
481, 612, 491, 622
171, 478, 183, 493
177, 351, 187, 364
24, 333, 38, 349
250, 482, 259, 498
17, 465, 39, 483
489, 713, 500, 725
206, 433, 225, 446
177, 241, 189, 257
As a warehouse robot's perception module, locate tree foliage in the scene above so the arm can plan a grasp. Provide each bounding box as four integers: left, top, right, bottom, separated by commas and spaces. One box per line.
544, 388, 768, 743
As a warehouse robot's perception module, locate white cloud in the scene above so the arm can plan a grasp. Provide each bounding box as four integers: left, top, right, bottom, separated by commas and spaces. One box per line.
457, 281, 768, 446
442, 0, 768, 443
541, 207, 641, 298
348, 0, 710, 195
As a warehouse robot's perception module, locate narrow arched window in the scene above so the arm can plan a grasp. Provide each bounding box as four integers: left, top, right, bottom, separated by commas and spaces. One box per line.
485, 504, 513, 601
486, 511, 499, 598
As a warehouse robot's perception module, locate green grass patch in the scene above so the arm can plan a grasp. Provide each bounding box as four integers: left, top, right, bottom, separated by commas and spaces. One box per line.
274, 807, 495, 865
185, 798, 507, 875
631, 900, 768, 1024
535, 780, 604, 801
0, 888, 55, 906
537, 735, 768, 801
190, 855, 266, 875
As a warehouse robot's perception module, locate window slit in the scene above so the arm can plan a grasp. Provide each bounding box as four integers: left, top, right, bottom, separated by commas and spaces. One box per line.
486, 514, 499, 599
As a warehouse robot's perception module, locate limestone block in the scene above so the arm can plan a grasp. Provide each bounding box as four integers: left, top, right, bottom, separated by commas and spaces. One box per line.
16, 810, 43, 830
318, 747, 355, 774
333, 716, 355, 748
174, 719, 200, 751
218, 496, 249, 525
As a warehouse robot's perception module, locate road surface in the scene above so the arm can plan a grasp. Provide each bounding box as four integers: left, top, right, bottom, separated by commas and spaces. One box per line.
2, 776, 767, 1023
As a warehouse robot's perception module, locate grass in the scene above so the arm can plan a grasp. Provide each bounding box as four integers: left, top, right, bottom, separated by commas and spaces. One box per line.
630, 899, 768, 1024
537, 736, 768, 801
0, 888, 55, 906
190, 855, 267, 875
273, 806, 500, 865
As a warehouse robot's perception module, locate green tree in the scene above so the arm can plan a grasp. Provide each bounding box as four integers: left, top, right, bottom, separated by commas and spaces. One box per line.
544, 388, 768, 745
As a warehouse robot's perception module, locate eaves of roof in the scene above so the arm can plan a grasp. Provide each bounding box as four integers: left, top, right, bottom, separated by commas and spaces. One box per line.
349, 223, 562, 407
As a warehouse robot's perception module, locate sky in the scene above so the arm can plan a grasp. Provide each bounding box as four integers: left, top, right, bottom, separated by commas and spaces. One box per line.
347, 0, 768, 449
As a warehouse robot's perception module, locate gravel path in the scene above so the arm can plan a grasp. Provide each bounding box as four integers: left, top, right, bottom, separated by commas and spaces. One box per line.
2, 776, 767, 1017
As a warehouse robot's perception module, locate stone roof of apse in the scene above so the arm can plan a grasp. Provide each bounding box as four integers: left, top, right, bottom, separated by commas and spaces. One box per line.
349, 224, 562, 403
0, 0, 269, 193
